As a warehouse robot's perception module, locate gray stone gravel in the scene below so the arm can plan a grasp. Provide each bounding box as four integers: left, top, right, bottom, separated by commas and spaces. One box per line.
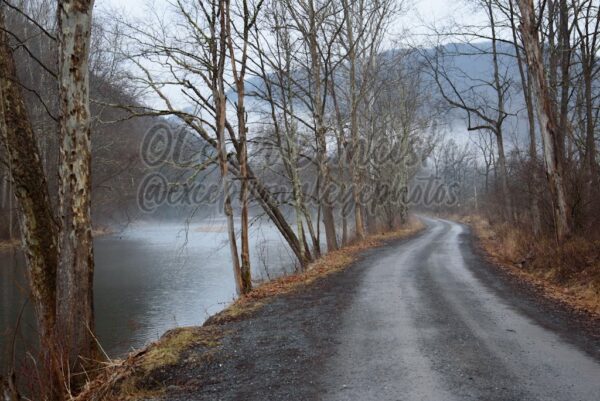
154, 218, 600, 401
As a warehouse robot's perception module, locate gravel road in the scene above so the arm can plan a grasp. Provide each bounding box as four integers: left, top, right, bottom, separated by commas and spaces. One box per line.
164, 217, 600, 401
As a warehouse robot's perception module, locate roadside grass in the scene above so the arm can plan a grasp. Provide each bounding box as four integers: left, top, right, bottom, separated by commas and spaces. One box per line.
75, 217, 425, 401
74, 326, 224, 401
464, 214, 600, 318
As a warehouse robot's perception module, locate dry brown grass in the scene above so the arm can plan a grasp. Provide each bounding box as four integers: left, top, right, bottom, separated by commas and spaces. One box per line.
75, 217, 425, 401
139, 327, 222, 373
74, 327, 223, 401
466, 214, 600, 318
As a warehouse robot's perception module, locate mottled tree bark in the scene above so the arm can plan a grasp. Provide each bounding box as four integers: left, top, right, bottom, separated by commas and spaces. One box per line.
55, 0, 100, 379
0, 4, 58, 344
0, 7, 61, 398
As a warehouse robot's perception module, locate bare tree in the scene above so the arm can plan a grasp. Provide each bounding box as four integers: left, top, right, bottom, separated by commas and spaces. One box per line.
334, 0, 400, 239
518, 0, 571, 241
1, 0, 101, 397
110, 0, 308, 271
426, 0, 516, 222
250, 0, 319, 261
282, 0, 342, 251
0, 4, 59, 388
55, 0, 100, 381
226, 0, 265, 293
501, 0, 542, 233
572, 0, 599, 215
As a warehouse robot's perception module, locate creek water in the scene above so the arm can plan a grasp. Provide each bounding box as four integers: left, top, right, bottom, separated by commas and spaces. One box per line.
0, 218, 296, 368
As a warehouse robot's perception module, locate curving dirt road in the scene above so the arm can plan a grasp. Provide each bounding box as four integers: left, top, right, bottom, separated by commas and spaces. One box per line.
319, 217, 600, 401
164, 218, 600, 401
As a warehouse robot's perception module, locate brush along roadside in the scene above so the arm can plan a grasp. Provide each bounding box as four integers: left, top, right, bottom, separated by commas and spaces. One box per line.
74, 217, 425, 401
463, 214, 600, 320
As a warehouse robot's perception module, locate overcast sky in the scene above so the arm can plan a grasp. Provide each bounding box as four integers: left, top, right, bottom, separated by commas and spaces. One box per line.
96, 0, 470, 43
92, 0, 481, 119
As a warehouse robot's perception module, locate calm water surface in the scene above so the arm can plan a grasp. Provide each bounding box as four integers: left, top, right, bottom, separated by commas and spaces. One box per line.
0, 218, 296, 367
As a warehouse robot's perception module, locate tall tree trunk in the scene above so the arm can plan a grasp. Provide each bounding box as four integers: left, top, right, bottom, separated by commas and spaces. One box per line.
509, 0, 541, 234
342, 0, 365, 240
308, 2, 337, 252
336, 136, 349, 245
488, 0, 513, 221
0, 6, 59, 382
582, 55, 597, 211
215, 0, 243, 295
257, 15, 314, 265
518, 0, 571, 242
398, 128, 410, 224
238, 123, 252, 294
525, 73, 542, 234
227, 0, 252, 294
330, 76, 350, 245
576, 1, 599, 207
495, 130, 512, 221
557, 0, 570, 162
244, 168, 308, 263
55, 0, 100, 380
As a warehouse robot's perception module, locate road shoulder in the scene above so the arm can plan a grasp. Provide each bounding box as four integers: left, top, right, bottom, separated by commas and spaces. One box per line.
456, 220, 600, 358
75, 220, 426, 401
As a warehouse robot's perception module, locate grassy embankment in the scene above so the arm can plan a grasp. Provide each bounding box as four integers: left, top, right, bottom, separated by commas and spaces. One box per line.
75, 217, 425, 401
464, 214, 600, 318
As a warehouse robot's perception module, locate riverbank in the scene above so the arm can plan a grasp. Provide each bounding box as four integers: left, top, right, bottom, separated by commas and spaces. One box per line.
0, 227, 115, 253
75, 218, 425, 401
462, 214, 600, 319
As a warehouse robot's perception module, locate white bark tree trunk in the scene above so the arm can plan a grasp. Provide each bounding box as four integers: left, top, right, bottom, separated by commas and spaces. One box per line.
518, 0, 571, 242
56, 0, 100, 380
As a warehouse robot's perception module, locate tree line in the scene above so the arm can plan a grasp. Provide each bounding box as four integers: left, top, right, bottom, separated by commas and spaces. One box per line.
427, 0, 598, 242
2, 0, 597, 399
0, 0, 432, 398
110, 0, 435, 295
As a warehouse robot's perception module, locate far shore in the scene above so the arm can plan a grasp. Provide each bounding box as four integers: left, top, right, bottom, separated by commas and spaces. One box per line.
0, 226, 116, 253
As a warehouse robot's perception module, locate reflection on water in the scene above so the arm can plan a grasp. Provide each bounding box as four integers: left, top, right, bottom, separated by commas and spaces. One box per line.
0, 218, 296, 368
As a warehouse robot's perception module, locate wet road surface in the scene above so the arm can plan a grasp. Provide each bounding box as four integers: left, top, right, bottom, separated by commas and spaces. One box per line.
320, 217, 600, 401
165, 217, 600, 401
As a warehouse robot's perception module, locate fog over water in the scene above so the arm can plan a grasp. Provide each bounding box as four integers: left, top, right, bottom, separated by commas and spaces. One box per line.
0, 217, 296, 367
